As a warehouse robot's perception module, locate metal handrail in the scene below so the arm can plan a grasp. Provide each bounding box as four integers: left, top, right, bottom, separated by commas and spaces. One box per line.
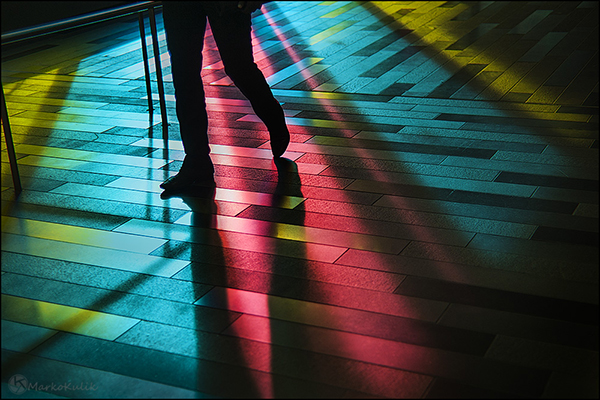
2, 1, 157, 45
1, 1, 167, 195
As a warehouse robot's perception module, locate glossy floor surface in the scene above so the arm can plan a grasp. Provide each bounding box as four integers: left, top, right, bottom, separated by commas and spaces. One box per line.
1, 1, 598, 398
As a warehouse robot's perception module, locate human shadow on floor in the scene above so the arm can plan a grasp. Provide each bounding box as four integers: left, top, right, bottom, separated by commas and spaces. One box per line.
177, 158, 329, 396
179, 188, 261, 397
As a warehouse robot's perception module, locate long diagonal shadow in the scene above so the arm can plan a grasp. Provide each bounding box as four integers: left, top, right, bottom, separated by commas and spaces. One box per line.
260, 1, 598, 277
366, 2, 598, 147
188, 1, 597, 396
155, 157, 306, 396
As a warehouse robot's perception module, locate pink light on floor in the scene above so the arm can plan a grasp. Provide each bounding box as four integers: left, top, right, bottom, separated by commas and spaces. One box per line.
258, 5, 462, 267
201, 4, 464, 391
224, 260, 275, 398
254, 4, 467, 317
202, 24, 222, 69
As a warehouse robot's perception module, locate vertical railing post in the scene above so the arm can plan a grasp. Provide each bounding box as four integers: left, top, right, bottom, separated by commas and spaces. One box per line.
138, 10, 154, 118
148, 5, 168, 140
1, 84, 22, 195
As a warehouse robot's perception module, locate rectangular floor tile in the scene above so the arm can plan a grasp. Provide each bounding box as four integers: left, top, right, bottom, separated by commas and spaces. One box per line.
1, 271, 237, 333
2, 233, 189, 277
1, 320, 58, 354
531, 226, 599, 246
236, 204, 477, 246
0, 251, 212, 305
394, 275, 598, 325
15, 143, 168, 169
116, 217, 348, 264
467, 233, 598, 264
335, 248, 598, 304
1, 189, 190, 224
1, 215, 166, 254
485, 335, 598, 377
171, 248, 404, 292
106, 176, 306, 210
399, 240, 597, 284
196, 285, 447, 324
1, 294, 139, 340
438, 303, 599, 351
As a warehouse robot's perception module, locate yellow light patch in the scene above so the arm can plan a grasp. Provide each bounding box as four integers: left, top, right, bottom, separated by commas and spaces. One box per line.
370, 2, 589, 125
216, 188, 305, 209
1, 233, 190, 277
1, 216, 167, 254
1, 294, 139, 341
17, 155, 88, 170
319, 4, 358, 19
14, 143, 169, 169
7, 116, 114, 133
14, 110, 155, 129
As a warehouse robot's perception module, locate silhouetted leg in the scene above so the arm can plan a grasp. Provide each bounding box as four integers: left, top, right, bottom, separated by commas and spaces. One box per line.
208, 11, 290, 157
162, 2, 214, 176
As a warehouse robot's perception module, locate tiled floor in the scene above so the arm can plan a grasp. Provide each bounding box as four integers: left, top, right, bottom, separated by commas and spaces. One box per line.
1, 1, 598, 398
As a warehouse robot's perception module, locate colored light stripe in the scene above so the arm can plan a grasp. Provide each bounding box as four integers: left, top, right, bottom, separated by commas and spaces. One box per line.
14, 143, 169, 169
319, 3, 361, 19
7, 116, 114, 133
258, 4, 468, 272
195, 286, 445, 324
1, 215, 167, 254
238, 114, 465, 130
14, 110, 157, 129
1, 294, 139, 341
58, 178, 306, 210
17, 155, 100, 170
113, 218, 347, 264
130, 138, 306, 161
57, 107, 163, 123
116, 211, 406, 255
1, 233, 189, 277
6, 96, 109, 109
7, 71, 132, 86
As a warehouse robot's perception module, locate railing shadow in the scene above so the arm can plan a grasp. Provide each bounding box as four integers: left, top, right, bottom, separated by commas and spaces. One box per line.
1, 1, 168, 195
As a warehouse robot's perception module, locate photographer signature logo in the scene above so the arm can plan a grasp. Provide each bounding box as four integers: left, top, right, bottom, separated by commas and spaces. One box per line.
7, 374, 97, 395
7, 374, 28, 395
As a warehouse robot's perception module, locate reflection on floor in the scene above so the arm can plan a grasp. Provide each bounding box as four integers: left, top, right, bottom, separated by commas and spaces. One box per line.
1, 1, 598, 398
